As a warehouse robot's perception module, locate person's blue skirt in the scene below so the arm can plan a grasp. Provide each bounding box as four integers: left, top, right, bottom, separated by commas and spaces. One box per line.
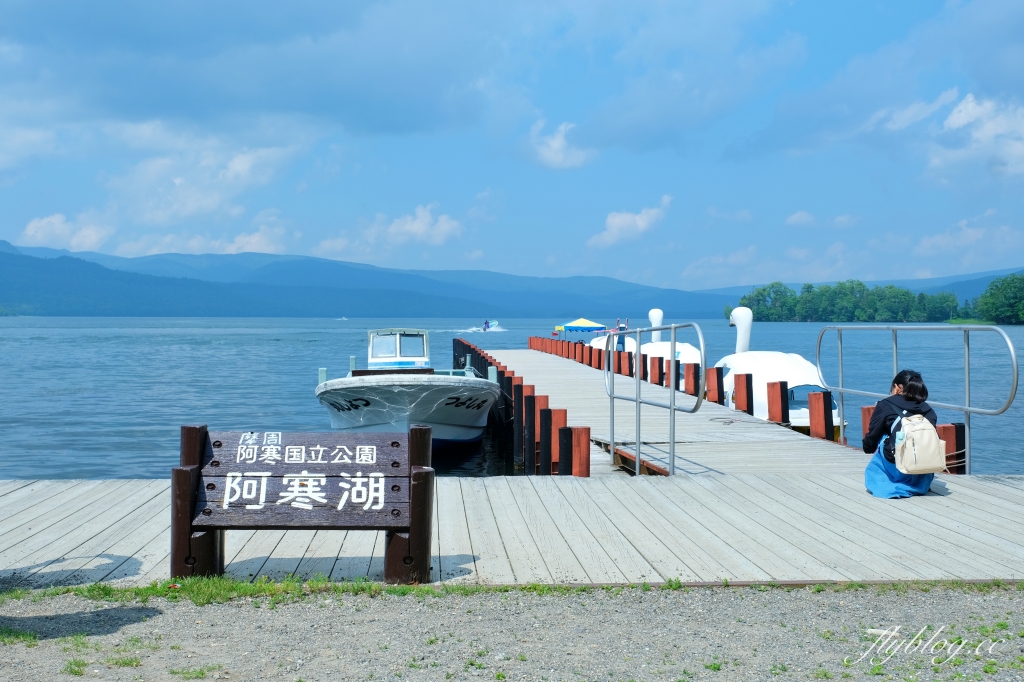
864, 436, 934, 498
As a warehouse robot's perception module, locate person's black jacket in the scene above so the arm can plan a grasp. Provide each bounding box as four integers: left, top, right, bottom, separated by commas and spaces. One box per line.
862, 394, 937, 461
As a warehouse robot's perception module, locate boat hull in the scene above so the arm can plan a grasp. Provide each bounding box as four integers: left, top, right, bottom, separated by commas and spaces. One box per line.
315, 375, 502, 443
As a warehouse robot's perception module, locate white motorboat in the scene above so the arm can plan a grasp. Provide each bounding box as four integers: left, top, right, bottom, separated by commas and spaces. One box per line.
315, 328, 502, 443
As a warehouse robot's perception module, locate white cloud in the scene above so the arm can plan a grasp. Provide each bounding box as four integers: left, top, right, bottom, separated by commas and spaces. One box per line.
529, 120, 596, 169
834, 214, 861, 227
114, 212, 288, 257
466, 249, 484, 260
785, 210, 815, 226
385, 204, 462, 245
588, 195, 671, 248
862, 88, 959, 132
107, 140, 294, 225
931, 94, 1024, 175
19, 213, 114, 251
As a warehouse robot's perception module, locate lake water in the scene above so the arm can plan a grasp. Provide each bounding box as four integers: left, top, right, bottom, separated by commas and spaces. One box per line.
0, 317, 1020, 478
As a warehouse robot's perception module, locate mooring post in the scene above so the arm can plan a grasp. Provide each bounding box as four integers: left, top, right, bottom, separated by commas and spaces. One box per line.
571, 426, 591, 477
767, 381, 789, 425
513, 383, 524, 475
734, 373, 754, 415
550, 408, 567, 473
558, 427, 573, 475
683, 363, 699, 396
861, 405, 874, 437
808, 391, 835, 441
385, 425, 434, 584
539, 409, 552, 476
524, 393, 536, 475
707, 366, 725, 404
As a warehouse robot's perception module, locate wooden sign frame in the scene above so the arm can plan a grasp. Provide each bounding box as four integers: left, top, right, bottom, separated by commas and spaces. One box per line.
170, 425, 434, 584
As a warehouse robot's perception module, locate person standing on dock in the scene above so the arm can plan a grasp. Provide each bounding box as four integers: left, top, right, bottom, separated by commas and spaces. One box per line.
862, 370, 938, 498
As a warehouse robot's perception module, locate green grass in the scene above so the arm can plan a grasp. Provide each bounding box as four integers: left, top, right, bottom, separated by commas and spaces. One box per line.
812, 668, 833, 679
0, 625, 38, 646
58, 633, 97, 653
770, 663, 787, 675
704, 661, 722, 671
62, 658, 88, 676
107, 656, 142, 667
3, 577, 1024, 608
169, 664, 221, 679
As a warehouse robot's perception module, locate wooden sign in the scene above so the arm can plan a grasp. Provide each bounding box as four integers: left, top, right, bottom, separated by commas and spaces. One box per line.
171, 425, 434, 585
192, 431, 411, 530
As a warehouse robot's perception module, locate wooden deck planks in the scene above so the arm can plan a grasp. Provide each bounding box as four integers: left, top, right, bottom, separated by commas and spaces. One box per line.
294, 530, 347, 581
5, 467, 1024, 587
435, 478, 477, 583
330, 530, 376, 582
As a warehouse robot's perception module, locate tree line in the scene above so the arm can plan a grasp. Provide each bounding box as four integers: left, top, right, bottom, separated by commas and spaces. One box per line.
733, 274, 1024, 324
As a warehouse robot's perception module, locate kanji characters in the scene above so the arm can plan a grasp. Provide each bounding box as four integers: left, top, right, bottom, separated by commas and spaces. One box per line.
308, 445, 328, 463
276, 471, 327, 509
355, 446, 377, 464
236, 445, 258, 464
330, 445, 353, 463
239, 432, 260, 446
263, 432, 282, 445
223, 472, 272, 509
259, 445, 282, 464
337, 472, 384, 510
284, 445, 306, 463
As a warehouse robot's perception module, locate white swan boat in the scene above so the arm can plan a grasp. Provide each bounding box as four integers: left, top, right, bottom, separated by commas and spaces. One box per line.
716, 307, 840, 432
315, 328, 502, 443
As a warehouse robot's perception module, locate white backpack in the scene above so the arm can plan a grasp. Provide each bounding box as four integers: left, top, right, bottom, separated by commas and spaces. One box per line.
891, 411, 946, 475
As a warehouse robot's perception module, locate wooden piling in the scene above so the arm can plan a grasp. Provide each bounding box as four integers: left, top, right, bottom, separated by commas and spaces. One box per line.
861, 405, 874, 437
650, 357, 664, 386
683, 363, 700, 396
734, 373, 754, 415
550, 408, 567, 472
572, 427, 591, 477
809, 391, 835, 441
767, 381, 789, 425
706, 366, 725, 405
513, 383, 524, 474
539, 409, 552, 475
524, 394, 536, 475
558, 427, 573, 475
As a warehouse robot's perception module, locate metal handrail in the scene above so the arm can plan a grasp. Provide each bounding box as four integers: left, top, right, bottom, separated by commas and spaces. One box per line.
815, 324, 1018, 474
603, 323, 706, 475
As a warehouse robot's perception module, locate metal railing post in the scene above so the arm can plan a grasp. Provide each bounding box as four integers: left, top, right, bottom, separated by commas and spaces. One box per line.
635, 329, 642, 476
892, 329, 898, 377
669, 325, 676, 475
837, 328, 845, 444
607, 336, 615, 458
964, 329, 971, 474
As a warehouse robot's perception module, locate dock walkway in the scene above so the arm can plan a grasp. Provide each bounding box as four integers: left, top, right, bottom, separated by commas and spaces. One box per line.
1, 349, 1023, 588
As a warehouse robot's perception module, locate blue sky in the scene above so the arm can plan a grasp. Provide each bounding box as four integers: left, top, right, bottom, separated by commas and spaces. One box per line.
2, 0, 1024, 289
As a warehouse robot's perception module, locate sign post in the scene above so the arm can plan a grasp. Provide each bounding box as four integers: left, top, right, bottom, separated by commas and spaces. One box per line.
171, 425, 433, 584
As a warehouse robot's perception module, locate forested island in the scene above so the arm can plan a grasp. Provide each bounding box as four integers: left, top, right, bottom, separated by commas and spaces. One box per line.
735, 274, 1024, 324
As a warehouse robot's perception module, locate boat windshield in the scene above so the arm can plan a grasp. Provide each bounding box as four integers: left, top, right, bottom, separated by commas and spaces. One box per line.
788, 384, 837, 410
400, 334, 425, 357
372, 333, 397, 358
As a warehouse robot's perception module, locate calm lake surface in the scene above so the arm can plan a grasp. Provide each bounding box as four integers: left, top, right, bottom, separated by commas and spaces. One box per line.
0, 317, 1020, 478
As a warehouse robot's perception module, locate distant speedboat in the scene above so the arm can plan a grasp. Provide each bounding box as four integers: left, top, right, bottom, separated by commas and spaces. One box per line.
315, 328, 502, 443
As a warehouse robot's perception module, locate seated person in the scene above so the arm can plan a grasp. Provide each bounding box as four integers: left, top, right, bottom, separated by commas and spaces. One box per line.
862, 369, 937, 498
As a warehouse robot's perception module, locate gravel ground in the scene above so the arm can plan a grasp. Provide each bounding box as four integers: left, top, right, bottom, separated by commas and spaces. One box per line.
1, 585, 1023, 681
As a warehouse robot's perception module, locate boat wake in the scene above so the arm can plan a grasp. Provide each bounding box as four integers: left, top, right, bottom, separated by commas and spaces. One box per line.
460, 324, 507, 333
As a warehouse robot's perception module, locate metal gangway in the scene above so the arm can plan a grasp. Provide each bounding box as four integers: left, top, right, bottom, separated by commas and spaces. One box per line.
816, 325, 1018, 474
603, 323, 706, 475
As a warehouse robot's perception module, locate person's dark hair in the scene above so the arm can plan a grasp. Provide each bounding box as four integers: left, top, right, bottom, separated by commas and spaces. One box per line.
892, 369, 928, 403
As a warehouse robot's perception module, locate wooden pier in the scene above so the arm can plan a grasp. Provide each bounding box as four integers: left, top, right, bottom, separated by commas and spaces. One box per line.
2, 349, 1024, 588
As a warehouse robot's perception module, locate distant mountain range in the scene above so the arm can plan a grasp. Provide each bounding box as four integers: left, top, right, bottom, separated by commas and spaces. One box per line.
1, 240, 1016, 318
0, 242, 735, 318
